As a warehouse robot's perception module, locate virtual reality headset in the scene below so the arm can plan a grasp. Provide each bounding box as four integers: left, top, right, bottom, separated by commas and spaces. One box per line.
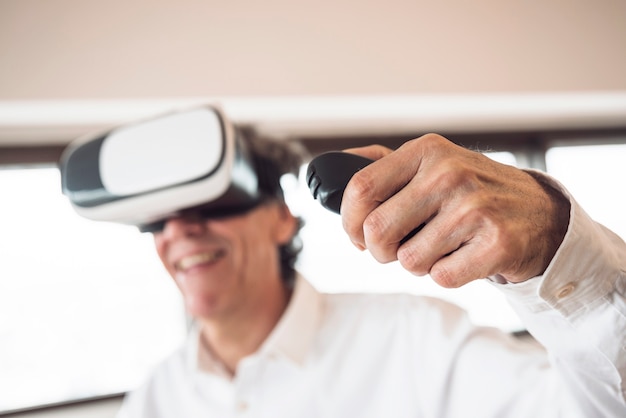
59, 105, 263, 232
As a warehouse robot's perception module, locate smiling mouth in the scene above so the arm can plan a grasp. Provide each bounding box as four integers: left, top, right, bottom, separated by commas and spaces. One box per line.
176, 250, 225, 271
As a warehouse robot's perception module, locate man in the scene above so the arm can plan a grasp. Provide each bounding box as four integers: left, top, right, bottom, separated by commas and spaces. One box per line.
110, 128, 625, 417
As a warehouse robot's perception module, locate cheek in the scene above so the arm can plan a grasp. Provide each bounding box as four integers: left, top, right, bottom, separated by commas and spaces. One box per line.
241, 232, 281, 275
153, 236, 174, 275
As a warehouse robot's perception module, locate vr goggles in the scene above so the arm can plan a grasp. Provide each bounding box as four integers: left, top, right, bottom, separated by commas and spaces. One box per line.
59, 105, 263, 232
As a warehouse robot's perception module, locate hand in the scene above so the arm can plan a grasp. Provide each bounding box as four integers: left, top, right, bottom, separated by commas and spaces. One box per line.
340, 134, 570, 287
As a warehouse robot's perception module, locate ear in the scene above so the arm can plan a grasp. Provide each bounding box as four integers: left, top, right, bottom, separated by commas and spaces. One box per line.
272, 202, 298, 245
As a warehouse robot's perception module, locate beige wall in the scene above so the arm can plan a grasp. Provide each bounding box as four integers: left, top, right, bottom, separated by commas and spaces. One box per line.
1, 0, 625, 100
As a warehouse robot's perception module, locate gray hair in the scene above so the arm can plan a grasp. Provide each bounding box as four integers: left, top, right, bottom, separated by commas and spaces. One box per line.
239, 126, 309, 286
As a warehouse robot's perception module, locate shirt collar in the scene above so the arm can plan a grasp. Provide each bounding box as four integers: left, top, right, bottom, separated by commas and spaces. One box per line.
187, 274, 323, 375
259, 274, 322, 365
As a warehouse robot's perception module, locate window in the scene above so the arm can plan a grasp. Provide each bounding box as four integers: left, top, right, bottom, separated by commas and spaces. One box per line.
0, 167, 187, 413
546, 143, 626, 241
5, 141, 626, 413
0, 151, 520, 412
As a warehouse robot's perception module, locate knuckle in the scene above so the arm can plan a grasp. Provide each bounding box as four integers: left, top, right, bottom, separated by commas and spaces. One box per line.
418, 132, 447, 148
434, 161, 466, 190
401, 133, 446, 158
397, 246, 429, 277
490, 229, 523, 271
363, 210, 391, 244
363, 211, 403, 264
458, 192, 498, 226
430, 264, 462, 288
345, 169, 376, 204
341, 217, 360, 239
370, 245, 399, 264
468, 215, 522, 274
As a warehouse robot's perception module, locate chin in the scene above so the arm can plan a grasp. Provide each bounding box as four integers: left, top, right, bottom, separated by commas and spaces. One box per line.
185, 296, 222, 319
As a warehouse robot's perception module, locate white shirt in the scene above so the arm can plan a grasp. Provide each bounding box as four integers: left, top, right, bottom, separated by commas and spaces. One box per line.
117, 179, 626, 418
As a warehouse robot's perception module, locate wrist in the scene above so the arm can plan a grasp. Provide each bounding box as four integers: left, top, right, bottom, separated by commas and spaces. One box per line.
525, 170, 571, 278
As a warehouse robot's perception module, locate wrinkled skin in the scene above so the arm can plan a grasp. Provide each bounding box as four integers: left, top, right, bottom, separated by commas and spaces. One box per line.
341, 134, 570, 288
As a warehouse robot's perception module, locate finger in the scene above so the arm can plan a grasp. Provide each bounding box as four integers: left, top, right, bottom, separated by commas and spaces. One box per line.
342, 144, 393, 161
362, 174, 438, 263
392, 195, 471, 275
428, 240, 500, 288
413, 208, 528, 288
359, 136, 460, 263
340, 147, 422, 250
398, 227, 489, 288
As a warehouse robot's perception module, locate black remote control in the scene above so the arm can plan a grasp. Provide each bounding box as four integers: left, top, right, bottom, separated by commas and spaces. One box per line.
306, 151, 374, 214
307, 151, 425, 244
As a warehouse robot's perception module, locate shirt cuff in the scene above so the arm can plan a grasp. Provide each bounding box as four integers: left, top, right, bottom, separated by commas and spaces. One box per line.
489, 170, 622, 319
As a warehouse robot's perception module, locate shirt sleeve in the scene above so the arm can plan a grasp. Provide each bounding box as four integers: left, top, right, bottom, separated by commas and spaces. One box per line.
490, 172, 626, 416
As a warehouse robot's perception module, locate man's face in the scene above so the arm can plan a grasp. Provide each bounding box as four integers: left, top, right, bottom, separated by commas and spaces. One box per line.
153, 201, 296, 321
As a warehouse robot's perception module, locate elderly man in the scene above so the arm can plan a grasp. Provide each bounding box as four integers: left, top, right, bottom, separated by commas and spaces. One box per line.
61, 107, 626, 417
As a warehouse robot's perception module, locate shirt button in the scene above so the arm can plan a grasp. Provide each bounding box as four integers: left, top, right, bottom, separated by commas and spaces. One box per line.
236, 400, 249, 413
556, 283, 576, 299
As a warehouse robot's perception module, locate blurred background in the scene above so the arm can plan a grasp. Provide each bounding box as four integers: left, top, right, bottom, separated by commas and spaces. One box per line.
1, 0, 625, 417
2, 0, 626, 98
